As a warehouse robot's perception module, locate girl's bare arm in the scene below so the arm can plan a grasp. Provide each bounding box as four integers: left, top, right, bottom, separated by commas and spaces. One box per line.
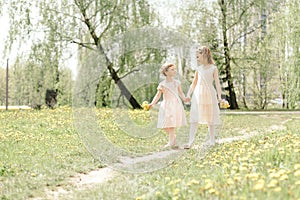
187, 71, 198, 98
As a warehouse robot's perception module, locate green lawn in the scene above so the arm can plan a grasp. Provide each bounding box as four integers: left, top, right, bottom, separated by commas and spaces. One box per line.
1, 108, 300, 199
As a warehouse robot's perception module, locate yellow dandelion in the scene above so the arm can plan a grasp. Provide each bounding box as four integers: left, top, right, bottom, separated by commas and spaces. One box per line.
253, 179, 265, 191
240, 166, 248, 172
226, 178, 234, 185
155, 191, 161, 196
273, 187, 282, 192
141, 101, 150, 111
267, 179, 278, 188
204, 182, 213, 190
208, 188, 219, 195
173, 188, 180, 196
279, 174, 288, 181
294, 170, 300, 177
135, 195, 145, 200
295, 180, 300, 185
189, 179, 200, 185
246, 173, 259, 181
269, 172, 280, 178
294, 149, 300, 153
220, 100, 230, 109
266, 162, 272, 167
294, 164, 300, 170
278, 169, 287, 175
258, 140, 264, 144
234, 176, 242, 182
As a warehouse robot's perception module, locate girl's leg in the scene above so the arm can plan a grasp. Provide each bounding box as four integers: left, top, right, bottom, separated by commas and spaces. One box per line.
164, 128, 176, 147
208, 124, 215, 145
184, 123, 198, 149
168, 128, 176, 146
189, 123, 198, 145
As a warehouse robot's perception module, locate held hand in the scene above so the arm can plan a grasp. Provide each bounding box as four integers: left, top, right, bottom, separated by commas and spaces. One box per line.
185, 97, 191, 102
148, 103, 153, 110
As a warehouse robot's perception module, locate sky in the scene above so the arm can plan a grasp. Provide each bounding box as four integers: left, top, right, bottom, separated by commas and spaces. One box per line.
0, 10, 9, 67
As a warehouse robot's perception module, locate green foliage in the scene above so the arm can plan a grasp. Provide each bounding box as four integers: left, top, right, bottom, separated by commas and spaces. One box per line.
0, 68, 6, 105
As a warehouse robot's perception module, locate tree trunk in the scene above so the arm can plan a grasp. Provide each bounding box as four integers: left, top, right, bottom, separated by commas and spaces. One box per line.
220, 0, 239, 109
81, 9, 141, 109
98, 45, 142, 109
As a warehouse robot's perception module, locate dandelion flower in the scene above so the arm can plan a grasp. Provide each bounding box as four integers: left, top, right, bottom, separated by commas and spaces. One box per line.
173, 188, 180, 196
141, 101, 150, 111
267, 179, 278, 188
273, 187, 281, 192
204, 182, 213, 190
220, 100, 230, 109
226, 178, 234, 185
189, 179, 200, 185
294, 164, 300, 170
294, 170, 300, 177
253, 179, 265, 190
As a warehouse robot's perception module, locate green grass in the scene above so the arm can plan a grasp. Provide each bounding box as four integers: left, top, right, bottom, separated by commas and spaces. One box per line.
0, 108, 300, 199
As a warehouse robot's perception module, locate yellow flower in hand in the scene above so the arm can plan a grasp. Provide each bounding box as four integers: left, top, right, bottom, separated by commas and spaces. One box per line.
142, 101, 150, 111
220, 100, 230, 109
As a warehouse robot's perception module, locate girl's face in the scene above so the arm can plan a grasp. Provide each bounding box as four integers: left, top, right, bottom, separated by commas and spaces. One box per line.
196, 50, 203, 64
165, 66, 177, 77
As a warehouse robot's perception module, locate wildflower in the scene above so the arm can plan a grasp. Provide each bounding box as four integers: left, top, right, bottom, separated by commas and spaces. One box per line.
220, 100, 230, 109
294, 170, 300, 177
267, 179, 278, 188
253, 179, 265, 190
273, 187, 282, 192
173, 188, 180, 196
135, 195, 145, 200
208, 188, 219, 195
279, 174, 288, 181
141, 101, 150, 111
189, 179, 200, 185
204, 182, 213, 190
226, 178, 234, 185
294, 164, 300, 170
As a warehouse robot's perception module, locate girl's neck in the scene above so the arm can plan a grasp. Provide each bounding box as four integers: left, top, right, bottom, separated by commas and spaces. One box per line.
165, 76, 174, 82
200, 61, 210, 66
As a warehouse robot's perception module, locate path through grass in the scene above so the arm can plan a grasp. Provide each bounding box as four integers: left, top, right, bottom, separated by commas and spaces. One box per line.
1, 108, 299, 199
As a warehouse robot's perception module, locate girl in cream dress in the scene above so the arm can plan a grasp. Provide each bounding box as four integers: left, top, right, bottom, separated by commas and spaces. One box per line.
184, 46, 222, 149
149, 63, 188, 148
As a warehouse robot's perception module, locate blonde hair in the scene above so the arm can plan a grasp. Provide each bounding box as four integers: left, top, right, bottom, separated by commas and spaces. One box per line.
197, 46, 214, 65
160, 63, 174, 76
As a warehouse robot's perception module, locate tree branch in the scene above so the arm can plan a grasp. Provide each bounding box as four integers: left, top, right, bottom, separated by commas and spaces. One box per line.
119, 69, 140, 79
70, 40, 96, 50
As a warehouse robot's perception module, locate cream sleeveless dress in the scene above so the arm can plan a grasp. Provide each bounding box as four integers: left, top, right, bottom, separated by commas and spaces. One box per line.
190, 65, 221, 125
157, 80, 187, 128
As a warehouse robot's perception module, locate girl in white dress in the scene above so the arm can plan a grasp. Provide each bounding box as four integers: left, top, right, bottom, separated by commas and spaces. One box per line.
184, 46, 222, 149
149, 63, 188, 148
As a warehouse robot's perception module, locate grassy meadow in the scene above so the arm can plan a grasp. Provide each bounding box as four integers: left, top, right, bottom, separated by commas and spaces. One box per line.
0, 107, 300, 199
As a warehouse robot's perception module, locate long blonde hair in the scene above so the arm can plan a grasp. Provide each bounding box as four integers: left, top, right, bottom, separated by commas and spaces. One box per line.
197, 46, 214, 65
